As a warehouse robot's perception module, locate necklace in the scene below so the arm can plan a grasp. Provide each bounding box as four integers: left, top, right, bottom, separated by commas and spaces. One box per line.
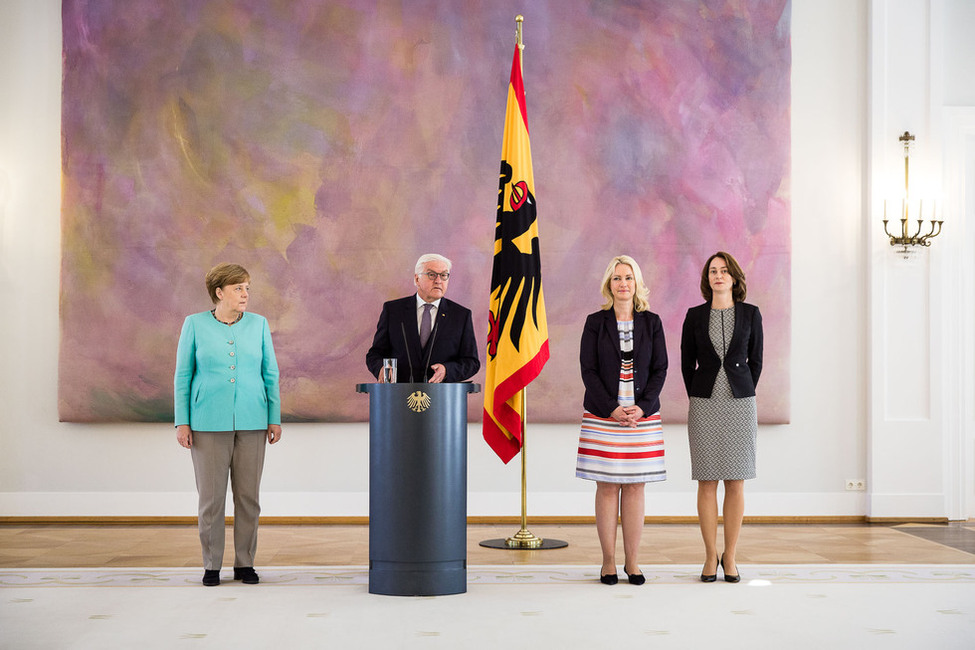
211, 309, 243, 326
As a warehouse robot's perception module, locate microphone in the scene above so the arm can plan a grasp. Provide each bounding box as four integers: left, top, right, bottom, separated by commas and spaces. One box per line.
422, 310, 441, 383
399, 321, 415, 383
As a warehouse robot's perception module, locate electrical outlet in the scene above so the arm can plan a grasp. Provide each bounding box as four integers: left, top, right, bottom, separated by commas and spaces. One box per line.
845, 479, 866, 491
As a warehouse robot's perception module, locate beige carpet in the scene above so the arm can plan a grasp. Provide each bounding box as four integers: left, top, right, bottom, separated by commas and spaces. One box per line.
2, 565, 974, 648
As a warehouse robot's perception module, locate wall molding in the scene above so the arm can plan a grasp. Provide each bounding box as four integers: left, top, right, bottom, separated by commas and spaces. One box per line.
0, 491, 886, 519
3, 515, 921, 526
941, 105, 975, 520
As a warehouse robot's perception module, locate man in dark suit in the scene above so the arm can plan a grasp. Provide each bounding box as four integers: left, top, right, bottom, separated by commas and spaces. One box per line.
366, 254, 480, 383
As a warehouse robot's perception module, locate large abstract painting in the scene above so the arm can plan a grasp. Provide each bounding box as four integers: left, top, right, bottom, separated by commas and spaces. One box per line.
59, 0, 791, 424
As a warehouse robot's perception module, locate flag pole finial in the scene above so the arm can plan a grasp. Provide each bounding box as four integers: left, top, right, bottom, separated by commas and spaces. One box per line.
515, 15, 524, 50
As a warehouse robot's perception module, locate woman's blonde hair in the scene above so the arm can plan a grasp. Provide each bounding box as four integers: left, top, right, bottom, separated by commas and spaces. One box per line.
599, 255, 650, 312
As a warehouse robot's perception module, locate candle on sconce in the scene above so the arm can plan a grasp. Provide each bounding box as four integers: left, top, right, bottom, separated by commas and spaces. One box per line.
881, 131, 944, 251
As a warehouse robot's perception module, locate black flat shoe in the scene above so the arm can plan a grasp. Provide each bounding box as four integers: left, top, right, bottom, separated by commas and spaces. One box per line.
626, 572, 646, 586
233, 567, 259, 584
720, 554, 740, 583
599, 573, 619, 585
202, 570, 220, 586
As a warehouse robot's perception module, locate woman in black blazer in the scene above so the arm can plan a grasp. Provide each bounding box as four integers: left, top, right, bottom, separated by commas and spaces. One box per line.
576, 255, 668, 586
680, 251, 762, 584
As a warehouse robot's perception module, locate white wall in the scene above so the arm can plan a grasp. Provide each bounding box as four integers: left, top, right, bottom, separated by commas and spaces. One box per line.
943, 0, 975, 107
866, 0, 975, 520
1, 0, 969, 519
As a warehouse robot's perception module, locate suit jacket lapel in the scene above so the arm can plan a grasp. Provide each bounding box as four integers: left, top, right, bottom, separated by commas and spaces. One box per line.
602, 310, 622, 362
632, 311, 645, 360
400, 296, 423, 356
700, 303, 725, 360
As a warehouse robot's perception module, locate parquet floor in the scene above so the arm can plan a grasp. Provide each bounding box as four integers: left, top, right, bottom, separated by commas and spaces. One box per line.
1, 521, 973, 568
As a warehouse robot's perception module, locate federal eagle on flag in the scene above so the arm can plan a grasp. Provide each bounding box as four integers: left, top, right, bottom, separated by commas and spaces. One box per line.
482, 43, 550, 464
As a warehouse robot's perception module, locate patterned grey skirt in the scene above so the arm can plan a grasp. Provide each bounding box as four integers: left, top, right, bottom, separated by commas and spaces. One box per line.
688, 393, 757, 481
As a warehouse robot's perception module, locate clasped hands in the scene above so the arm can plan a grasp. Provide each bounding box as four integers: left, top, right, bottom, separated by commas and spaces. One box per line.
610, 405, 644, 428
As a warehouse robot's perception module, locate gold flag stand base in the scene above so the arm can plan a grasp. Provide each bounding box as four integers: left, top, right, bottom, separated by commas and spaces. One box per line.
479, 529, 568, 550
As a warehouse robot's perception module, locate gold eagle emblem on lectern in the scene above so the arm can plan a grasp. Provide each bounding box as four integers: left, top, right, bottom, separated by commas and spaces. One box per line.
407, 390, 431, 413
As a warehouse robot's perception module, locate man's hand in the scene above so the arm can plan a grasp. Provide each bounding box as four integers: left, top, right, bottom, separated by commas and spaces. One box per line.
429, 363, 447, 383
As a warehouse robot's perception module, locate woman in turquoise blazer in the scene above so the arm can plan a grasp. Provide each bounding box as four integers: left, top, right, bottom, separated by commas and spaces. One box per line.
175, 263, 281, 587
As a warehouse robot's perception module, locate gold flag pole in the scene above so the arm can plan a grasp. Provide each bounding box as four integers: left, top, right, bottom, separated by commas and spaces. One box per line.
515, 14, 524, 57
504, 389, 542, 548
480, 389, 566, 550
479, 16, 566, 552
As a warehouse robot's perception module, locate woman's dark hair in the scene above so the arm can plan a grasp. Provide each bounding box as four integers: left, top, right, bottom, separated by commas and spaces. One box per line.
699, 251, 746, 303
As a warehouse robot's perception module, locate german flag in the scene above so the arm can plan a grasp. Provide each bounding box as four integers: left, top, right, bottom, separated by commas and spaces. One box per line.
482, 42, 550, 464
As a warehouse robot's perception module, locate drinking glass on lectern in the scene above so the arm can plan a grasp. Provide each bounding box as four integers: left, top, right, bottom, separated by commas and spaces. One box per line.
380, 358, 397, 383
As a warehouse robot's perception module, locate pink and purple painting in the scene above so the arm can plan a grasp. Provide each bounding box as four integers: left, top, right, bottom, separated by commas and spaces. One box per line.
59, 0, 791, 424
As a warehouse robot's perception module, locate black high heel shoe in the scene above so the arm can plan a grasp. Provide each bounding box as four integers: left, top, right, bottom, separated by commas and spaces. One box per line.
720, 554, 741, 583
700, 557, 718, 583
626, 571, 646, 586
600, 573, 619, 585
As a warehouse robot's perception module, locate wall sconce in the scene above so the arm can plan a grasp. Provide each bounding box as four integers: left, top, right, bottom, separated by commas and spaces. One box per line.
882, 131, 943, 256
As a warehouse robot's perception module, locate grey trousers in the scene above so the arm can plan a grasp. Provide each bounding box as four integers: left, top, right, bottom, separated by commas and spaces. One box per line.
190, 430, 267, 570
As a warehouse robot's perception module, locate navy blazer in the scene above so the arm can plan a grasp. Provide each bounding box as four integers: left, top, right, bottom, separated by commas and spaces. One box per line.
366, 295, 480, 383
680, 302, 763, 398
580, 309, 668, 419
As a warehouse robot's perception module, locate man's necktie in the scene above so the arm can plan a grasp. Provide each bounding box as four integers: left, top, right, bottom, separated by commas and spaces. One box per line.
419, 303, 433, 347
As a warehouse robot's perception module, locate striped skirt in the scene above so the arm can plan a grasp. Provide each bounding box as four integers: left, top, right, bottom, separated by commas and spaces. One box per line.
575, 411, 666, 484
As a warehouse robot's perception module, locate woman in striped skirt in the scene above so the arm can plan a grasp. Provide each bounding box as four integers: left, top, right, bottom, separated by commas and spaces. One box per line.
576, 255, 668, 585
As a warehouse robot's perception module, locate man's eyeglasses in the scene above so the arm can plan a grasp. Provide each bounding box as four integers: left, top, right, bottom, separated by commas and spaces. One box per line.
423, 271, 450, 281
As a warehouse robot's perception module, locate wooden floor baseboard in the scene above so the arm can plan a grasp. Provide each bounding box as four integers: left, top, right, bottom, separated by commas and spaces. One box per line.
1, 515, 950, 526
